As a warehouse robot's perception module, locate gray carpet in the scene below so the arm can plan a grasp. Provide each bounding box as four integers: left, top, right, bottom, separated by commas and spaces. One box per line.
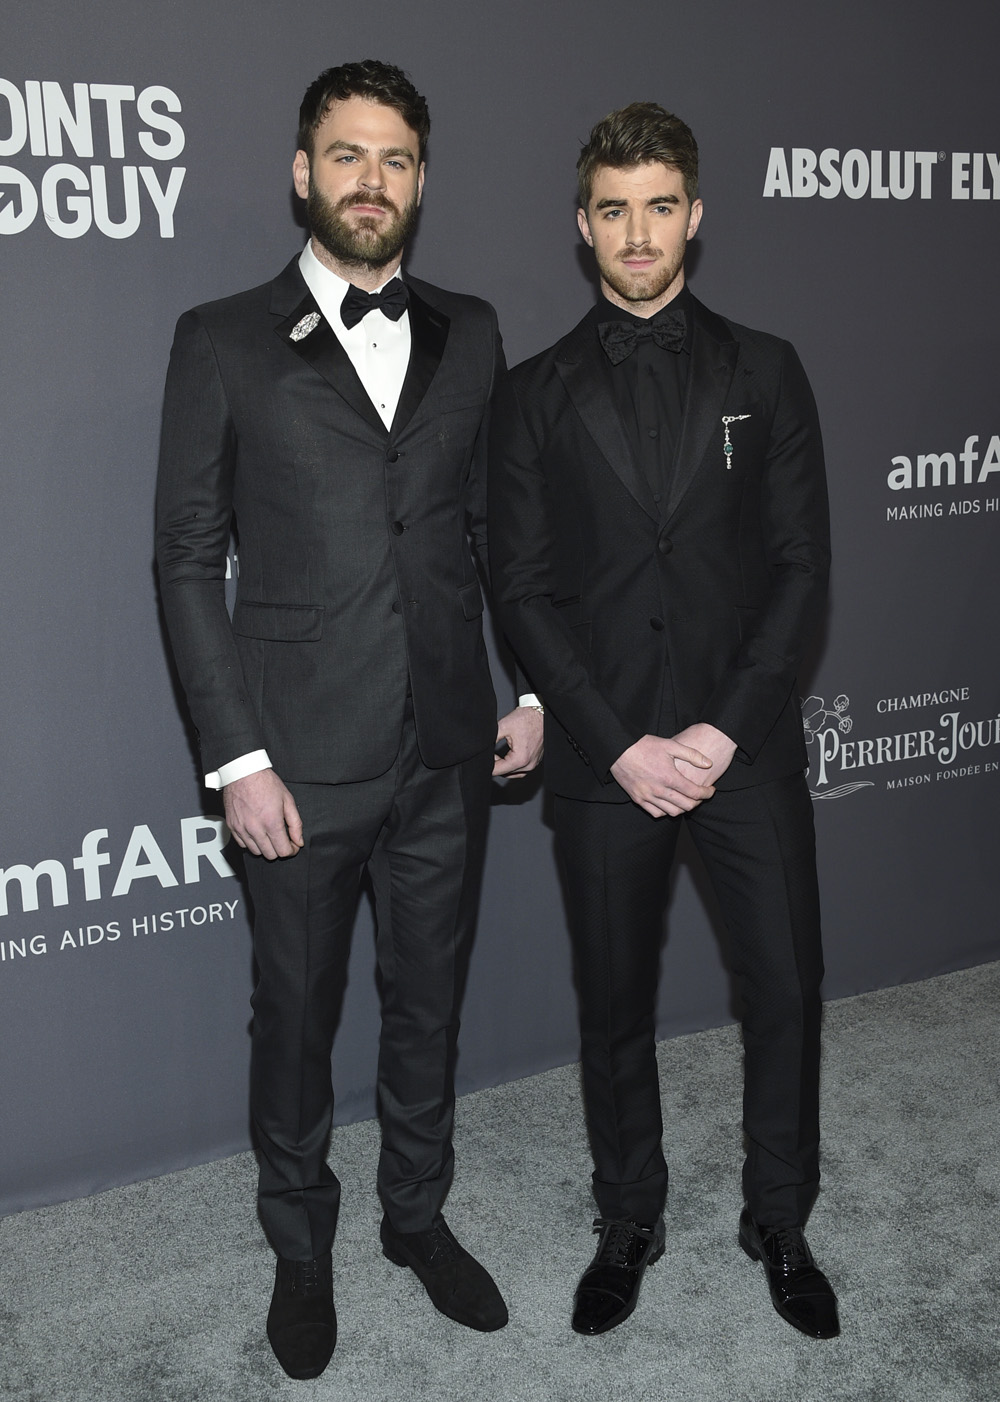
3, 963, 999, 1401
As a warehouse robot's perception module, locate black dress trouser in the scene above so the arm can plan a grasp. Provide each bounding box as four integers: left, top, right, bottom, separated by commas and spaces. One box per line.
243, 706, 493, 1262
554, 768, 824, 1228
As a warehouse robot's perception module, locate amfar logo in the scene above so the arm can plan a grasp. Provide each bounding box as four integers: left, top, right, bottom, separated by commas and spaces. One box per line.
887, 435, 1000, 491
0, 815, 232, 919
883, 434, 1000, 521
763, 149, 1000, 200
803, 687, 1000, 799
0, 79, 185, 238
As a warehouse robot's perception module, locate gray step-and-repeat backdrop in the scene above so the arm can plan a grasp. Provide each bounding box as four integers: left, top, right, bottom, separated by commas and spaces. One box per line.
3, 1, 997, 1215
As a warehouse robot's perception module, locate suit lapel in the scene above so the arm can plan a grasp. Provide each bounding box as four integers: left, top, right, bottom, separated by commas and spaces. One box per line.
665, 302, 738, 521
270, 265, 450, 440
272, 283, 387, 437
390, 286, 449, 437
556, 314, 657, 520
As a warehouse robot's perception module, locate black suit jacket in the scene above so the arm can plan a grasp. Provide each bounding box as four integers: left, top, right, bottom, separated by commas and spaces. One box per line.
488, 294, 830, 801
156, 257, 501, 784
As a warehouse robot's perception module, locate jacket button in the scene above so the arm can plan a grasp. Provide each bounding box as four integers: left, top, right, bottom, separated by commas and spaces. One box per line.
391, 600, 401, 614
391, 521, 405, 535
649, 616, 664, 631
657, 535, 673, 555
386, 449, 400, 462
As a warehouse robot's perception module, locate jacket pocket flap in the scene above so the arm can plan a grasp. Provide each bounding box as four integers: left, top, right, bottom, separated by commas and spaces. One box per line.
434, 391, 485, 415
458, 580, 484, 620
233, 602, 324, 641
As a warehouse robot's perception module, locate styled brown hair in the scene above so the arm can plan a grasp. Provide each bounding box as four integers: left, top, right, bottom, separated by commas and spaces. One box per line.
577, 102, 699, 207
298, 60, 430, 161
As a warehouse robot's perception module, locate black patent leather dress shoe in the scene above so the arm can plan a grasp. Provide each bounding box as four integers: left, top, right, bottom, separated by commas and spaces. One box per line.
739, 1209, 840, 1338
571, 1216, 666, 1335
380, 1216, 509, 1331
266, 1252, 336, 1379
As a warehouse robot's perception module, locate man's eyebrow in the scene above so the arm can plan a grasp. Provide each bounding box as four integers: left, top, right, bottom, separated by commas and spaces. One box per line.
322, 139, 415, 161
593, 193, 681, 210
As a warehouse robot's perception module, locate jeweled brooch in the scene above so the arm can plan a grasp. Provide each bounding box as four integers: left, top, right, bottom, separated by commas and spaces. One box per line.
289, 312, 322, 342
722, 414, 751, 468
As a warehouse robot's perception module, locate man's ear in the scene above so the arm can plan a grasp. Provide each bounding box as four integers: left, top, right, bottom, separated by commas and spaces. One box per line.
577, 206, 594, 247
292, 149, 310, 201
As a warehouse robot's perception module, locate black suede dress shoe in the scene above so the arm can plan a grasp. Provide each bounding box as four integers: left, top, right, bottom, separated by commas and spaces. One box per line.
739, 1209, 840, 1339
572, 1216, 666, 1335
380, 1217, 509, 1331
266, 1253, 336, 1379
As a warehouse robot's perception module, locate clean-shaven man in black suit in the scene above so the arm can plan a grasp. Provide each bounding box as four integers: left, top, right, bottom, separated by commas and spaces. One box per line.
489, 103, 838, 1340
156, 61, 542, 1379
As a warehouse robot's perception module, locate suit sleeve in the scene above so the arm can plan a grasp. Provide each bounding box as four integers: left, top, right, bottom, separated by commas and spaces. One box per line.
465, 310, 503, 583
700, 340, 830, 764
155, 310, 265, 773
488, 375, 639, 778
470, 316, 534, 706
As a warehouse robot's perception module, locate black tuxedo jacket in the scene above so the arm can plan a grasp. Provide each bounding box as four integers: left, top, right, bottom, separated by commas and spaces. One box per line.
488, 294, 830, 801
156, 257, 501, 784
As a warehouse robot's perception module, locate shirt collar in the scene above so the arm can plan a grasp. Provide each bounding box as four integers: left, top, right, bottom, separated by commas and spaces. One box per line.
298, 240, 405, 315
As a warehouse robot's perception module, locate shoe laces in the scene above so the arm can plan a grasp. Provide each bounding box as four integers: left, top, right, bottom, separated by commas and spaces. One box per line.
766, 1227, 811, 1271
591, 1217, 656, 1269
420, 1225, 461, 1269
291, 1258, 324, 1294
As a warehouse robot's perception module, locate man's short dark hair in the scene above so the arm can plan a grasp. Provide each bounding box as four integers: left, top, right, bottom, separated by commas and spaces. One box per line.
577, 102, 698, 208
298, 60, 430, 161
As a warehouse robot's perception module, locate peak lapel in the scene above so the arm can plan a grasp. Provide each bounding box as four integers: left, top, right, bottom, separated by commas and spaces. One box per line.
389, 288, 449, 438
556, 318, 657, 520
665, 312, 738, 521
272, 282, 386, 437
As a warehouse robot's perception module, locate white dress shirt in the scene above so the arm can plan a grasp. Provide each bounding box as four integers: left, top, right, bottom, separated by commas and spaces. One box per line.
298, 241, 411, 430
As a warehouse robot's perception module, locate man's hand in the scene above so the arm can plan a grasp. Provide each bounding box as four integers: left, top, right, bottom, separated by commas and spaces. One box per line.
493, 705, 544, 777
610, 734, 716, 818
223, 769, 304, 860
671, 723, 738, 788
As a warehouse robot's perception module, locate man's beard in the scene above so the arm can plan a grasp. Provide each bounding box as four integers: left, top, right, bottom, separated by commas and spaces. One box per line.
598, 245, 685, 306
307, 178, 419, 272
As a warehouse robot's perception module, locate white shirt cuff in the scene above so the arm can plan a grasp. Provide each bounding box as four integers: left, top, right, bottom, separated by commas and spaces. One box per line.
205, 750, 272, 790
518, 693, 543, 710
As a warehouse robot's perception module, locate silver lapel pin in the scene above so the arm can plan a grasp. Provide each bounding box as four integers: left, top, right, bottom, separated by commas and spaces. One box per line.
289, 311, 322, 342
722, 414, 751, 468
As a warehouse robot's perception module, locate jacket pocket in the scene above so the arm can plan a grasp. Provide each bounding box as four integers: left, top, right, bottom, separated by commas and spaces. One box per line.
434, 391, 486, 415
232, 601, 324, 641
459, 580, 484, 620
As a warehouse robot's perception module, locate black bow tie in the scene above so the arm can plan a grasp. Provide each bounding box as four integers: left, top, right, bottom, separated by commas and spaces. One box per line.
598, 309, 687, 365
340, 278, 408, 330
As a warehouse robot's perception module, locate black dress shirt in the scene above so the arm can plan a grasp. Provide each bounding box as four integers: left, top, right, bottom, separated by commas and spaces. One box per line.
598, 285, 693, 510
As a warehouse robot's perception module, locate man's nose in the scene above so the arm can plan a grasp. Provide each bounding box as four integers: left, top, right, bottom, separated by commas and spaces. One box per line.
359, 160, 385, 189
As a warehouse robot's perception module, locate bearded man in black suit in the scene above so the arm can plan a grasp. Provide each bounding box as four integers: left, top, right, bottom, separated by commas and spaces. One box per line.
488, 103, 839, 1340
155, 60, 542, 1379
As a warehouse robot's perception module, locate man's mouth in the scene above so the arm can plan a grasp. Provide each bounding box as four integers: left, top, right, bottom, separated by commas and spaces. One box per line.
346, 199, 392, 216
